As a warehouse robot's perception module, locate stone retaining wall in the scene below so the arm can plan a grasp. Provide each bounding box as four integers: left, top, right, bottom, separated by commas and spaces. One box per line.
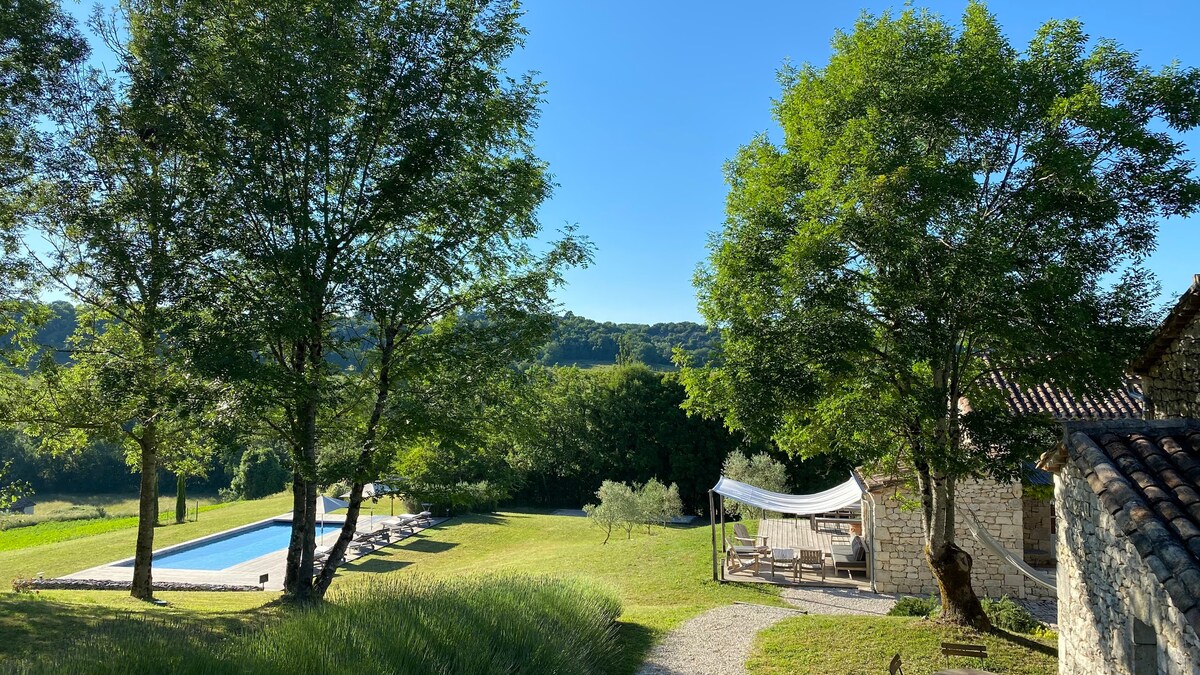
24, 578, 262, 592
870, 478, 1027, 598
1056, 459, 1200, 674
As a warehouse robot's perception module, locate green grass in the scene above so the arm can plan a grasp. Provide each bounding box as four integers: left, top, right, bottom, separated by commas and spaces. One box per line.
336, 511, 783, 639
746, 615, 1058, 675
5, 575, 624, 675
0, 493, 223, 530
0, 493, 294, 579
0, 508, 1057, 674
1, 509, 775, 673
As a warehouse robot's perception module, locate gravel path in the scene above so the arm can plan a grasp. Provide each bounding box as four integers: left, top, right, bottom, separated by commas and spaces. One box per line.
780, 587, 897, 615
637, 603, 803, 675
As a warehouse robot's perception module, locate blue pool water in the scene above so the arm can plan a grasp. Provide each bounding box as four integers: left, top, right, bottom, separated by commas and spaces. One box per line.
125, 521, 332, 571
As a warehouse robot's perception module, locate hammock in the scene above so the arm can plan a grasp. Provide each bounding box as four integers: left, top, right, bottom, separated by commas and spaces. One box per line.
711, 474, 864, 516
963, 508, 1056, 591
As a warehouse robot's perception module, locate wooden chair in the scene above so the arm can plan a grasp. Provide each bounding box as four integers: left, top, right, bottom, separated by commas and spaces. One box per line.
888, 653, 904, 675
725, 537, 761, 574
796, 548, 825, 581
941, 642, 988, 669
768, 547, 796, 580
732, 522, 768, 547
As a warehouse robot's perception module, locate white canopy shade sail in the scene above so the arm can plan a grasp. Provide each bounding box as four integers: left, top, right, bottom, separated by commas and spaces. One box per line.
712, 474, 864, 515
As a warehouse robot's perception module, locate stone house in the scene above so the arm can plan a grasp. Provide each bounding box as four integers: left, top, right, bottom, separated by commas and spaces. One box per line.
867, 375, 1141, 599
1039, 275, 1200, 675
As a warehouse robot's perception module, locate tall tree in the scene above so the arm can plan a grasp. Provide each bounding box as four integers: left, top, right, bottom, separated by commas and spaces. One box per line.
141, 0, 586, 601
680, 4, 1200, 627
0, 1, 85, 350
10, 5, 218, 600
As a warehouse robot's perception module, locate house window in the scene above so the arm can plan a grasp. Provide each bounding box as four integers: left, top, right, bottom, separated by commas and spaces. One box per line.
1050, 503, 1056, 535
1132, 618, 1157, 674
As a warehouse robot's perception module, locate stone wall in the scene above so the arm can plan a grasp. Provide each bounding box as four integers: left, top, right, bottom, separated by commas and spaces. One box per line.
1142, 301, 1200, 419
870, 478, 1027, 598
1022, 496, 1055, 566
1056, 459, 1200, 674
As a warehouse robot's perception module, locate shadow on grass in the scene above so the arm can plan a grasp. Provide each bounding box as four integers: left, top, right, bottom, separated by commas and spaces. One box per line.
399, 538, 460, 554
612, 620, 658, 675
350, 559, 413, 574
0, 594, 258, 662
990, 626, 1057, 656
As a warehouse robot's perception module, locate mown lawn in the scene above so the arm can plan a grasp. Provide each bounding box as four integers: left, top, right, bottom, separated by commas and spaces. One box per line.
0, 493, 294, 578
1, 508, 777, 673
0, 508, 1057, 674
747, 614, 1058, 675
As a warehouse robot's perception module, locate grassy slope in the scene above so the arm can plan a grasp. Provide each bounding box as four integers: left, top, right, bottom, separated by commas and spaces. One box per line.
1, 509, 776, 672
337, 512, 783, 635
747, 615, 1058, 675
0, 494, 294, 579
2, 508, 1057, 674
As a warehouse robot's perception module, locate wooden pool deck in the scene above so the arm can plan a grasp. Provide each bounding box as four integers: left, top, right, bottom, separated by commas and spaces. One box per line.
720, 517, 872, 590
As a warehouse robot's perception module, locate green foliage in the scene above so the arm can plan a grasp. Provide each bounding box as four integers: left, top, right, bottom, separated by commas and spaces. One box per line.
539, 313, 718, 369
584, 480, 641, 543
511, 364, 745, 511
887, 594, 1044, 635
0, 460, 30, 511
637, 479, 683, 531
721, 451, 788, 518
982, 595, 1045, 634
230, 447, 289, 500
585, 479, 684, 542
680, 2, 1200, 620
888, 594, 941, 618
5, 574, 623, 675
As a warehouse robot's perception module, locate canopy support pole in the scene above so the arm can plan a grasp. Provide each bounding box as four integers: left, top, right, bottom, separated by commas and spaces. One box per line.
718, 495, 726, 582
709, 490, 718, 582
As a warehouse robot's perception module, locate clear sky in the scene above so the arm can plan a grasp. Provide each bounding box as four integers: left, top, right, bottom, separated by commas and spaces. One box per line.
63, 1, 1200, 324
503, 1, 1200, 323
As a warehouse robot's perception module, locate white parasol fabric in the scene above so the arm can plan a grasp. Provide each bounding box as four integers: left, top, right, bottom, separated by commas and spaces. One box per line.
340, 483, 395, 500
711, 474, 864, 515
314, 495, 348, 534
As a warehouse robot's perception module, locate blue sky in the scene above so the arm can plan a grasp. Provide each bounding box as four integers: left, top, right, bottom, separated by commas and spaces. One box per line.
503, 1, 1200, 323
64, 1, 1200, 324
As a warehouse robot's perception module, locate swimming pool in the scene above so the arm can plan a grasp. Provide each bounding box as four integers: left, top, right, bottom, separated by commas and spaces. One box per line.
122, 521, 333, 571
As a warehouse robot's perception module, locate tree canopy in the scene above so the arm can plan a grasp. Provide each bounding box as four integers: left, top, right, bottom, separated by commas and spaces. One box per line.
681, 2, 1200, 627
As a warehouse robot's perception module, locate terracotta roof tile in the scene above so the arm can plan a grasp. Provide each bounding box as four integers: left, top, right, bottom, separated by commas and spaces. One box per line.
982, 370, 1143, 420
1065, 419, 1200, 633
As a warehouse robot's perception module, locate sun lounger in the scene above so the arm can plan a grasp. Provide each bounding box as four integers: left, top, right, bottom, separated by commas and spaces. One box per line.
383, 516, 418, 534
830, 534, 868, 579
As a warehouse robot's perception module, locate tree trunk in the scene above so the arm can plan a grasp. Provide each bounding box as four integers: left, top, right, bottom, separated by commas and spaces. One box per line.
928, 540, 989, 629
131, 429, 158, 601
175, 474, 186, 524
283, 467, 307, 595
916, 464, 990, 629
314, 480, 366, 595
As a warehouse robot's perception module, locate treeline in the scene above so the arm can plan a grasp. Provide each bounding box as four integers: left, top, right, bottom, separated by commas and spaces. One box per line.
14, 304, 717, 371
5, 361, 849, 516
537, 313, 718, 368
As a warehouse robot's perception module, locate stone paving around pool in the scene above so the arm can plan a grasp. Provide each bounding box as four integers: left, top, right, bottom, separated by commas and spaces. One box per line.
59, 513, 443, 591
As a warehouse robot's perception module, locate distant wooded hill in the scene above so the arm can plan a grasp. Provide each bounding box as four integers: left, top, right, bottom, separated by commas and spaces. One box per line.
27, 303, 718, 370
536, 313, 717, 369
